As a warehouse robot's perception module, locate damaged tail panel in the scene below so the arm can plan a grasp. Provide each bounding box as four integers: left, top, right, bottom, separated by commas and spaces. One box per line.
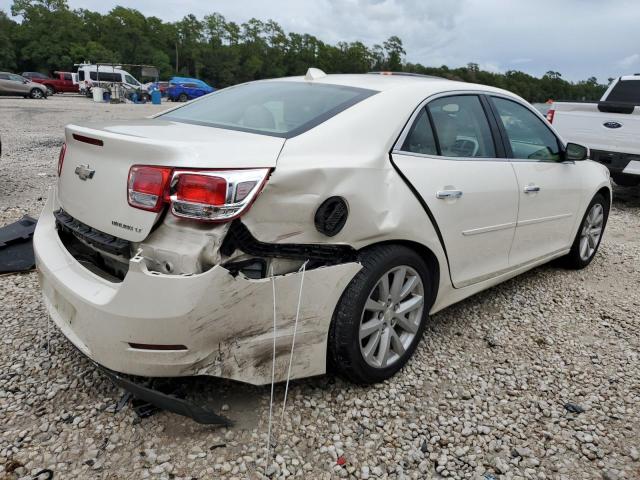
36, 189, 361, 385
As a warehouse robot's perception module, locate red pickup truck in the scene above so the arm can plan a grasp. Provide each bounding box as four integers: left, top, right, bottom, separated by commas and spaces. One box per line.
31, 71, 78, 95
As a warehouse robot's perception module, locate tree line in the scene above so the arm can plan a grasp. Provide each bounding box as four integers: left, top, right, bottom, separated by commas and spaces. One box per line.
0, 0, 608, 102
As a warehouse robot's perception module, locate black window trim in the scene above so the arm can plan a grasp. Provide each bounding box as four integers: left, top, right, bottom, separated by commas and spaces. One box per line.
394, 91, 507, 161
484, 94, 565, 162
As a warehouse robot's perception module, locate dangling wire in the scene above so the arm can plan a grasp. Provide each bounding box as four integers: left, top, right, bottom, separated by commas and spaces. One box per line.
265, 264, 277, 463
281, 260, 308, 420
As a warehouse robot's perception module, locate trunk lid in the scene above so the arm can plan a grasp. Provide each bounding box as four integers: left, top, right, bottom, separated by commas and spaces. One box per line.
58, 119, 284, 242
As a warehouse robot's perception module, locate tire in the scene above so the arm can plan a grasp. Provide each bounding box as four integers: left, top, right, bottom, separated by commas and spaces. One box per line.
178, 93, 188, 102
561, 193, 609, 269
30, 88, 44, 99
612, 174, 640, 187
45, 85, 55, 96
328, 245, 432, 384
141, 93, 150, 102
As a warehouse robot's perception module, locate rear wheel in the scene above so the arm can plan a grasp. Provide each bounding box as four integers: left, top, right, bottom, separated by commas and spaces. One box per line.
178, 93, 188, 102
30, 88, 44, 99
45, 85, 55, 96
328, 245, 431, 384
562, 193, 609, 269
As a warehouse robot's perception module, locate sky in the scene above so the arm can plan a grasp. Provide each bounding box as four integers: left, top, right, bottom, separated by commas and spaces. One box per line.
2, 0, 639, 82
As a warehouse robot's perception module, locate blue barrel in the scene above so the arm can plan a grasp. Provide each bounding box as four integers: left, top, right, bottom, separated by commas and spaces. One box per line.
151, 90, 162, 105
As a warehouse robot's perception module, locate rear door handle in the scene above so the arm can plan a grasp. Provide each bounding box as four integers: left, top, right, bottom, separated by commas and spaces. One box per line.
436, 190, 463, 199
524, 185, 541, 193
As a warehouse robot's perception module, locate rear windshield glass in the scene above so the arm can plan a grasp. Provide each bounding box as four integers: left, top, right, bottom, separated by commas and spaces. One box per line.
606, 80, 640, 103
161, 81, 376, 138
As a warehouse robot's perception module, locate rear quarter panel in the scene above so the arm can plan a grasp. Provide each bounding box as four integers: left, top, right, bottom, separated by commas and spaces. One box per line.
242, 87, 452, 309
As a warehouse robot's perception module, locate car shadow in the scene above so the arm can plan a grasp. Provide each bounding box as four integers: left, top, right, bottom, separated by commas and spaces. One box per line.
612, 183, 640, 210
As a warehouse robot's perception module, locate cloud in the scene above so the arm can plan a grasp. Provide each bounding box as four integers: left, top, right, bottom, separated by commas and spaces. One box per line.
617, 53, 640, 68
1, 0, 640, 81
511, 58, 533, 65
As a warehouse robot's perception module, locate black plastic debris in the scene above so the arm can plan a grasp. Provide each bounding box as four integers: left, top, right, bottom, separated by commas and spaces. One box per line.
0, 216, 37, 274
100, 366, 232, 426
564, 402, 586, 414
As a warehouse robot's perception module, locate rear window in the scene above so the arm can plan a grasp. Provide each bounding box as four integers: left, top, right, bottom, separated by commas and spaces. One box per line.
606, 79, 640, 103
161, 81, 376, 138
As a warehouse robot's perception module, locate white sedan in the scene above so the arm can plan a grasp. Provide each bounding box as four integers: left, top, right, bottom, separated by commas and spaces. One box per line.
35, 69, 611, 386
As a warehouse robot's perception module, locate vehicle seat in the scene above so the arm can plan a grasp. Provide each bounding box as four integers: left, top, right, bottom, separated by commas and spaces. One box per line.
241, 105, 276, 130
431, 111, 458, 155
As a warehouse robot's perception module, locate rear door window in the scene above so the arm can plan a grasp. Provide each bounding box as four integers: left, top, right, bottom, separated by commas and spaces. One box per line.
606, 79, 640, 103
400, 108, 437, 155
491, 97, 561, 162
427, 95, 496, 158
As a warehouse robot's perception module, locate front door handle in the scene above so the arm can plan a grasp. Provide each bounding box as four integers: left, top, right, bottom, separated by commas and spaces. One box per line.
436, 190, 463, 199
523, 185, 541, 193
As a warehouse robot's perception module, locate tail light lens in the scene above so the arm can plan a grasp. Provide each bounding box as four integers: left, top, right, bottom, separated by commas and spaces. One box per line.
127, 166, 269, 222
57, 143, 66, 176
170, 169, 270, 222
128, 166, 172, 212
546, 109, 555, 123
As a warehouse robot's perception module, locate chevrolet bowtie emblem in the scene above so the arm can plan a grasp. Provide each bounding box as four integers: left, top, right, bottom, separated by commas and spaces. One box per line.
75, 164, 95, 181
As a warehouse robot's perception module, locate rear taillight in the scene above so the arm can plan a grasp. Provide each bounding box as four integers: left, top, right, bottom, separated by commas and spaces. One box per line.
170, 169, 270, 222
57, 143, 66, 176
127, 166, 269, 222
127, 165, 172, 212
546, 109, 555, 123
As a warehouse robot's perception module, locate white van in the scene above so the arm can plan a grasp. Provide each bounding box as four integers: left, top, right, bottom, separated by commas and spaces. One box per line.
76, 64, 148, 99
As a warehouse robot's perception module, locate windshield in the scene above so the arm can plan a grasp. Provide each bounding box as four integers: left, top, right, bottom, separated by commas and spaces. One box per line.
161, 81, 376, 138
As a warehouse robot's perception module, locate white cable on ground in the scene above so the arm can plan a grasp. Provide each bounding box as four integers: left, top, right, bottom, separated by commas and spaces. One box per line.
47, 314, 51, 356
265, 264, 277, 464
281, 260, 308, 420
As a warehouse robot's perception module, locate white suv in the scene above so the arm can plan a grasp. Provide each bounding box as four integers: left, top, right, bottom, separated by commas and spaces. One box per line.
35, 70, 611, 386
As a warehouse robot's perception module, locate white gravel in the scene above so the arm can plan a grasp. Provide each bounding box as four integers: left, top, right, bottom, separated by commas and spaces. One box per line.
0, 95, 639, 480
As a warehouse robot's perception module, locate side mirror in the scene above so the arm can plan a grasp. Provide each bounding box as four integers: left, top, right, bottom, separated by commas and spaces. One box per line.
565, 142, 588, 161
23, 79, 29, 84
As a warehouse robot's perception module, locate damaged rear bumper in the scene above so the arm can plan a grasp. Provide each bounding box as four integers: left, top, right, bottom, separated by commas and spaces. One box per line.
34, 190, 361, 385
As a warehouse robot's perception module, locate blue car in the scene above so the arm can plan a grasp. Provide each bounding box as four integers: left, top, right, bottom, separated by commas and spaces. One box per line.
167, 77, 214, 102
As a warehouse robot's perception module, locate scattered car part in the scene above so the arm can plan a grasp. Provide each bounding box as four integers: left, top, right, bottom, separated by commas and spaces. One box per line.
564, 402, 586, 414
0, 216, 37, 274
100, 366, 232, 425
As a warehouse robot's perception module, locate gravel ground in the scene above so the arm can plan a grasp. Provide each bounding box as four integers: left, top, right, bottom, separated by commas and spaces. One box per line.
0, 95, 639, 480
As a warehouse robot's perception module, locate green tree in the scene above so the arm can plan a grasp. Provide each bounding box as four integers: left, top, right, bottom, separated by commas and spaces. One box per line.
0, 11, 18, 70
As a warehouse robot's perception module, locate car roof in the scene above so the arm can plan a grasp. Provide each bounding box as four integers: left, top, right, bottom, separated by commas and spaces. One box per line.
270, 72, 518, 100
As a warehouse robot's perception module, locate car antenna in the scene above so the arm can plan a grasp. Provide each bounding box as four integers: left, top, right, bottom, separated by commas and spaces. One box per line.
304, 67, 327, 81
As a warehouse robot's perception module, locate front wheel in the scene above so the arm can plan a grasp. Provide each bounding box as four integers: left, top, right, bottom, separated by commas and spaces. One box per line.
178, 93, 188, 102
562, 193, 609, 269
30, 88, 44, 99
328, 245, 432, 384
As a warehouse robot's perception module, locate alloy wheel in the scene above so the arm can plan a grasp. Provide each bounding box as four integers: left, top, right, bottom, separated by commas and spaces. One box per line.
31, 89, 43, 99
359, 266, 424, 368
579, 203, 604, 261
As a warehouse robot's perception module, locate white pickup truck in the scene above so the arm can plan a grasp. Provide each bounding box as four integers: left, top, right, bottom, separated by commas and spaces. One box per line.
548, 75, 640, 186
